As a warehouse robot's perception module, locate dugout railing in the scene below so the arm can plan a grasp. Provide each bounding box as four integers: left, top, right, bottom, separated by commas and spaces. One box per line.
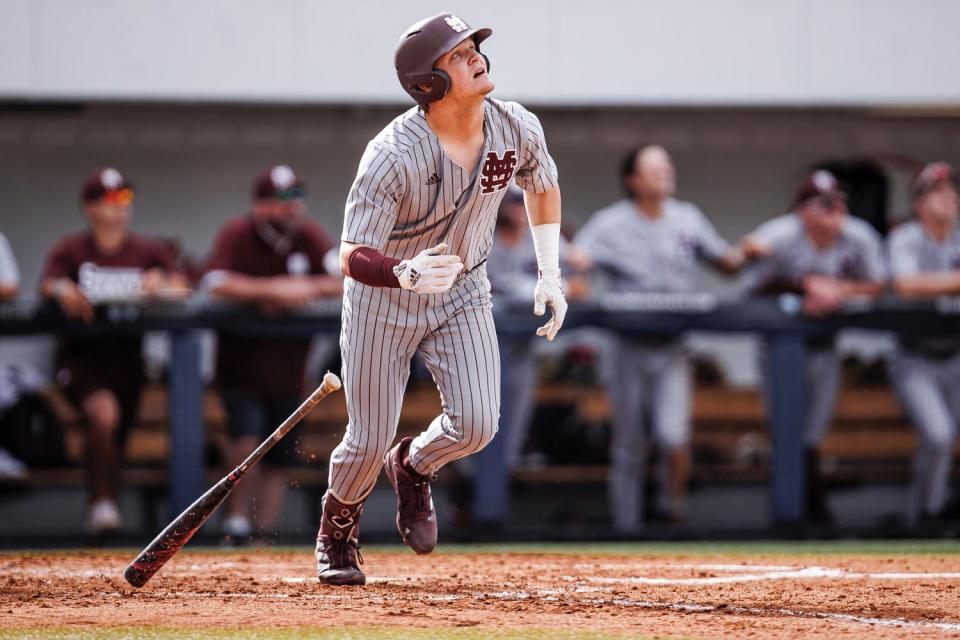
2, 294, 959, 527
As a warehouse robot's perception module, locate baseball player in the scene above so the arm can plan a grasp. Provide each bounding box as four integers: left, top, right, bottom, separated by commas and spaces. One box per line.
741, 169, 886, 522
204, 165, 342, 541
40, 168, 189, 534
887, 162, 960, 525
575, 144, 749, 532
315, 13, 566, 585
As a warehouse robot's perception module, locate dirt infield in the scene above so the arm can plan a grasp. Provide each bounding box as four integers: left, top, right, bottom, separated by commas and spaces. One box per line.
3, 545, 960, 639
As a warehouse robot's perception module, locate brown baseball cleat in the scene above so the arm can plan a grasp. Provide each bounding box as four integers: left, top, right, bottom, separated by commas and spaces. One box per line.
316, 491, 366, 586
383, 436, 438, 554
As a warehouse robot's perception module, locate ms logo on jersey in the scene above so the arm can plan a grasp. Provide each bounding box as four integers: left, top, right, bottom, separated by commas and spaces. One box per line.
444, 15, 469, 32
480, 150, 517, 194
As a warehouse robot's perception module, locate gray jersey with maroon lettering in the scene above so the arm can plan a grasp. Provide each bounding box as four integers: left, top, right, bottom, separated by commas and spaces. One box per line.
329, 97, 559, 503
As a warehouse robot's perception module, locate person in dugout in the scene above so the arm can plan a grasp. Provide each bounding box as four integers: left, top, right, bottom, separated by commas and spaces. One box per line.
887, 162, 960, 526
575, 144, 753, 532
203, 165, 342, 542
40, 168, 190, 534
740, 169, 886, 524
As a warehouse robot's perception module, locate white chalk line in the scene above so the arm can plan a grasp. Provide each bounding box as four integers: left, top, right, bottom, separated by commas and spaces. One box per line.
94, 587, 960, 633
572, 562, 799, 572
11, 562, 960, 587
569, 566, 960, 586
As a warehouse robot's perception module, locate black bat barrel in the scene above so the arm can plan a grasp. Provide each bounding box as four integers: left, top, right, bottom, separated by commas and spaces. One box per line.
124, 477, 235, 587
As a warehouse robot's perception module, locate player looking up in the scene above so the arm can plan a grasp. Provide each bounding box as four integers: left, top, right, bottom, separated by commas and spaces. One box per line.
315, 12, 566, 585
575, 144, 751, 532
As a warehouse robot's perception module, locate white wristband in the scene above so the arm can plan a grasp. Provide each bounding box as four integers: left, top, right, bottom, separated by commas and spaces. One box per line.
531, 223, 561, 276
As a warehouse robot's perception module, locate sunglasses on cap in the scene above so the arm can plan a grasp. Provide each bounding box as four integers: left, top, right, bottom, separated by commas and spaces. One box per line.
273, 186, 305, 201
101, 188, 135, 205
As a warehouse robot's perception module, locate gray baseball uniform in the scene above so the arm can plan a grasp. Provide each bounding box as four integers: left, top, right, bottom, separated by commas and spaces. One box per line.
329, 97, 558, 504
887, 220, 960, 521
742, 213, 886, 447
575, 197, 731, 531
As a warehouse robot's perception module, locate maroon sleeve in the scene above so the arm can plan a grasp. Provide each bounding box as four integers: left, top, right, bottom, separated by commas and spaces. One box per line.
347, 246, 401, 288
41, 237, 79, 282
205, 220, 241, 273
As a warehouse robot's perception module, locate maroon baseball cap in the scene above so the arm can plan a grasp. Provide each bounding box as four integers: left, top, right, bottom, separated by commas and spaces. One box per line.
81, 167, 134, 203
911, 162, 957, 201
793, 169, 847, 208
253, 165, 305, 200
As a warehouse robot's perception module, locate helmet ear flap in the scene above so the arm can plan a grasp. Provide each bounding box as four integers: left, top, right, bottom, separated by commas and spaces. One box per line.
405, 70, 451, 107
431, 68, 452, 99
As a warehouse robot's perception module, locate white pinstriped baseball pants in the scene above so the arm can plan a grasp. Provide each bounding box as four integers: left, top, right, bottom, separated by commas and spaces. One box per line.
328, 267, 501, 504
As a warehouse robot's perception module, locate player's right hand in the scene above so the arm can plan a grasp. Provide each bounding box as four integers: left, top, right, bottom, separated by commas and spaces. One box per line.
394, 243, 464, 295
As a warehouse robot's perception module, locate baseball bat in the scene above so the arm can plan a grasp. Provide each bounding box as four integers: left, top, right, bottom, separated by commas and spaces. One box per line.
123, 371, 342, 588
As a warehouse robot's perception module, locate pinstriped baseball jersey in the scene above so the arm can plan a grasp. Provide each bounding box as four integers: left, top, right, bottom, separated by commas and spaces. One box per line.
341, 97, 558, 270
328, 97, 559, 504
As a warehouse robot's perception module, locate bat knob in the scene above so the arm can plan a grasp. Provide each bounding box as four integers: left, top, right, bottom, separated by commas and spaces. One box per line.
323, 371, 342, 390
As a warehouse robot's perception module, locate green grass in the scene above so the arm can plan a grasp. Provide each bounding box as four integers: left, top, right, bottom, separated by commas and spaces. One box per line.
3, 539, 959, 558
0, 628, 679, 640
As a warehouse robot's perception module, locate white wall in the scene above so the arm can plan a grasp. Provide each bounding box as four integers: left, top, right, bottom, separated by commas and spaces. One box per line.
2, 0, 960, 106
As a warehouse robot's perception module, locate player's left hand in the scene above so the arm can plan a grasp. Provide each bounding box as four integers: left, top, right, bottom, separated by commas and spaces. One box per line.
533, 269, 567, 341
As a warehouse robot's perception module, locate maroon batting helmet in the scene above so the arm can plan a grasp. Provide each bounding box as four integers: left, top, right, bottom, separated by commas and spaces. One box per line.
394, 12, 492, 109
